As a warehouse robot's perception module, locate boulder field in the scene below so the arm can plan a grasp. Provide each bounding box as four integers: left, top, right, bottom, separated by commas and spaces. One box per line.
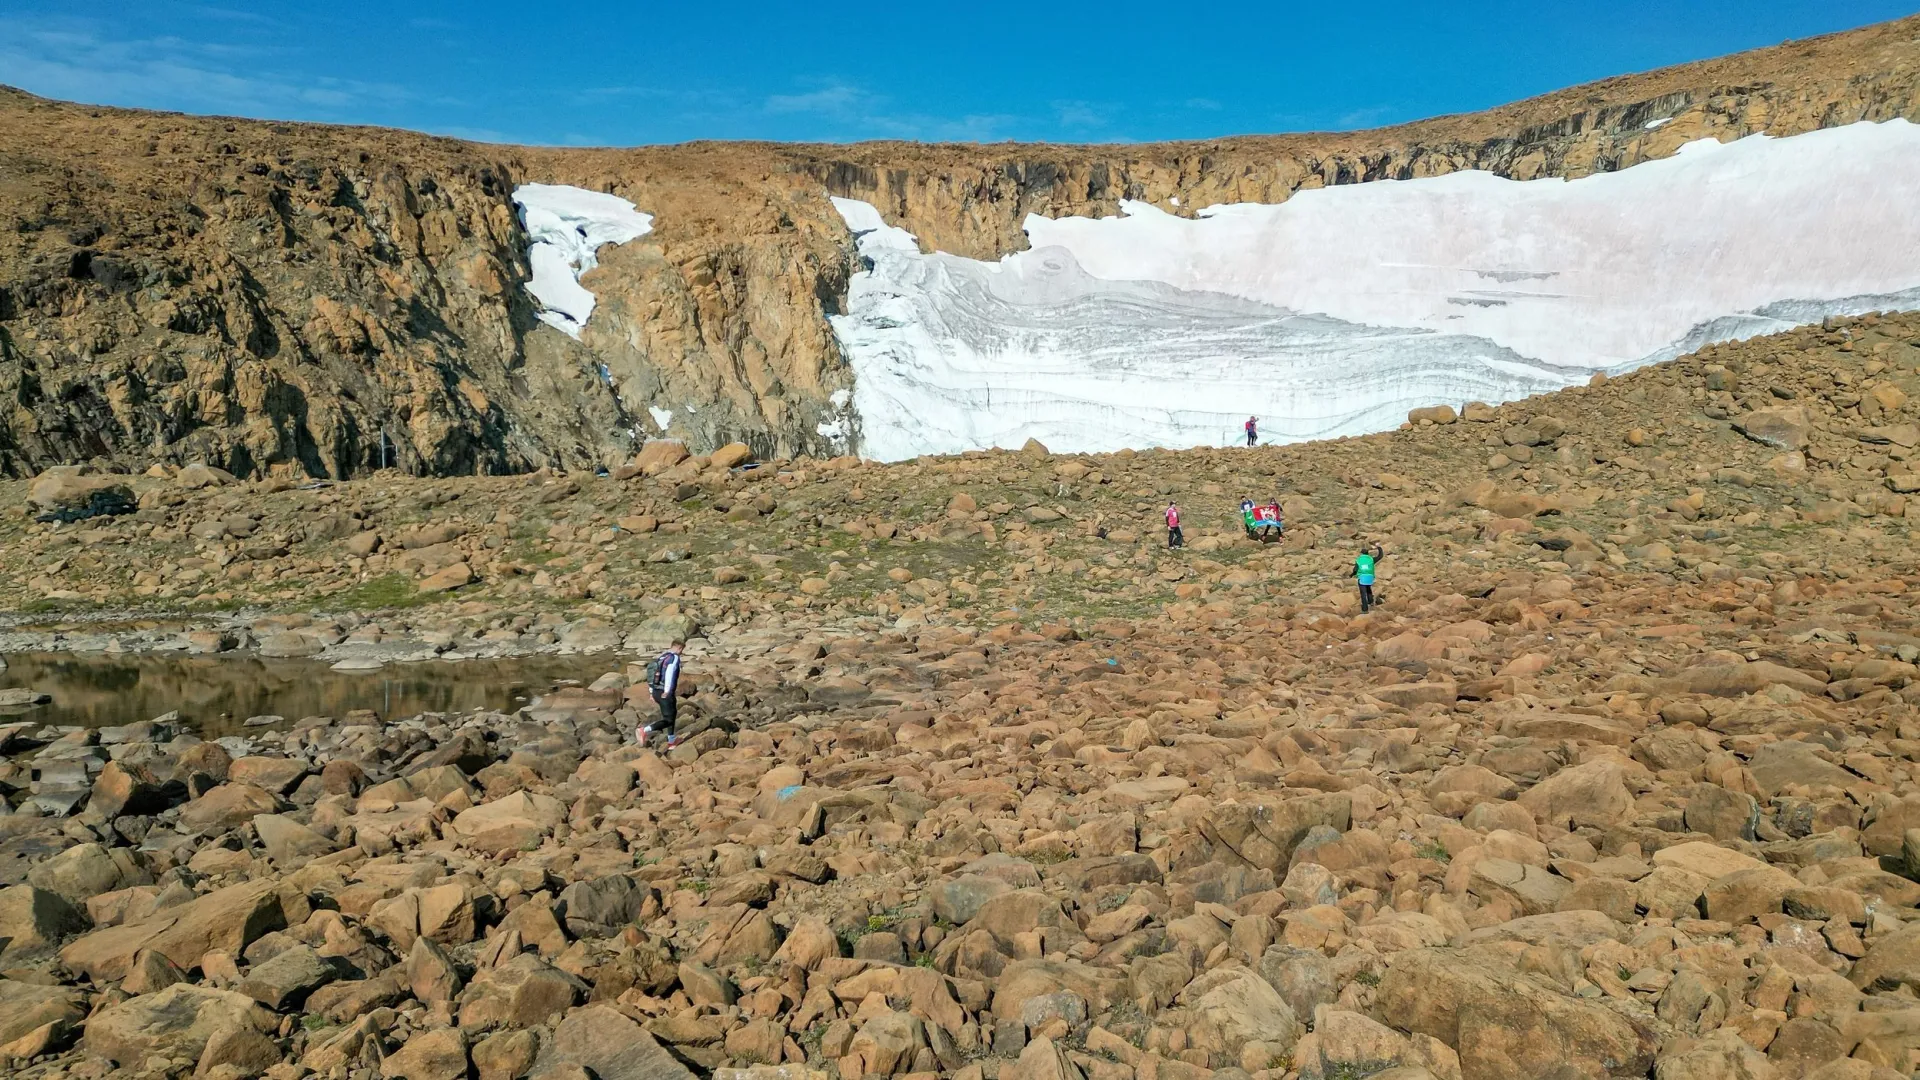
0, 312, 1918, 1080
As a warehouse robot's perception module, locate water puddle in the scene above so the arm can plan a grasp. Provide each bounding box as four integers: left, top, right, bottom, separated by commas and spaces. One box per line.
0, 651, 626, 738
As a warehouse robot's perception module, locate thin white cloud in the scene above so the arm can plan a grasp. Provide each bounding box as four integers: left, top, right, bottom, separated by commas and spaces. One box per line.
0, 14, 411, 121
756, 78, 1028, 142
1336, 105, 1398, 130
1052, 100, 1108, 129
765, 82, 866, 115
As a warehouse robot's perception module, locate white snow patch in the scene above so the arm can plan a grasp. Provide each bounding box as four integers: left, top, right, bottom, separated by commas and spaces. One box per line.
817, 419, 846, 439
649, 406, 673, 430
1645, 117, 1673, 130
829, 389, 852, 408
829, 120, 1920, 461
1169, 196, 1180, 206
512, 183, 653, 338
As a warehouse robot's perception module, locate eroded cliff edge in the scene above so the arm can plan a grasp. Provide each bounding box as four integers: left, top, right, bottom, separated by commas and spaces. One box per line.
2, 16, 1919, 477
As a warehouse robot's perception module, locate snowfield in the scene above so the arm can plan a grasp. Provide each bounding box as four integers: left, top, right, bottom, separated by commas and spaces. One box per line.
828, 120, 1920, 461
512, 184, 654, 338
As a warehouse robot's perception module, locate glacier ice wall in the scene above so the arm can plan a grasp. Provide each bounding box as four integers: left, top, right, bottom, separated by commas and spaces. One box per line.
828, 120, 1920, 460
512, 183, 654, 338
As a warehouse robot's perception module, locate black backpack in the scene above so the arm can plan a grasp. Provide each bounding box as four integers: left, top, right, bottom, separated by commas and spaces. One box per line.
646, 655, 668, 695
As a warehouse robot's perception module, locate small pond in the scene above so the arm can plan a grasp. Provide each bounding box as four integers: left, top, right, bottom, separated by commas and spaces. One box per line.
0, 651, 627, 737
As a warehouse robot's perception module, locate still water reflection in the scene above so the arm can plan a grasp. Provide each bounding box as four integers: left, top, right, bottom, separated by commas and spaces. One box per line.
0, 651, 624, 737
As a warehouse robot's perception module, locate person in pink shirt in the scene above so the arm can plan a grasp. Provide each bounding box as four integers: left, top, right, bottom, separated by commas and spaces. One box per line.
1245, 417, 1258, 447
1165, 502, 1184, 549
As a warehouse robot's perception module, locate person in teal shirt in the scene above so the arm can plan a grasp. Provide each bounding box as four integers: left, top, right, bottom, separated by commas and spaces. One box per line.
1345, 542, 1385, 612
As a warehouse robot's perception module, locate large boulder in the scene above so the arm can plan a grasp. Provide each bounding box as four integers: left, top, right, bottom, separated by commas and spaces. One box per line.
0, 980, 89, 1058
0, 884, 90, 956
1851, 920, 1920, 992
929, 875, 1013, 926
626, 613, 700, 651
1375, 947, 1656, 1080
27, 466, 136, 514
848, 1011, 925, 1076
1296, 1008, 1456, 1080
90, 760, 174, 819
1733, 406, 1812, 450
993, 959, 1124, 1021
26, 842, 151, 904
1517, 761, 1633, 829
61, 879, 287, 982
1200, 793, 1352, 872
178, 783, 282, 832
634, 440, 691, 477
252, 813, 343, 865
450, 791, 566, 854
1674, 661, 1826, 697
174, 463, 237, 489
457, 952, 584, 1029
709, 442, 754, 469
80, 983, 276, 1066
1653, 1030, 1778, 1080
381, 1026, 468, 1080
1179, 967, 1303, 1062
234, 943, 336, 1010
531, 1003, 698, 1080
558, 874, 648, 938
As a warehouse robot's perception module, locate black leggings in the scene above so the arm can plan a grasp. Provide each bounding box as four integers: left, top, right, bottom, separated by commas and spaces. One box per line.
1358, 583, 1374, 613
1246, 432, 1256, 446
1168, 526, 1184, 548
649, 692, 677, 737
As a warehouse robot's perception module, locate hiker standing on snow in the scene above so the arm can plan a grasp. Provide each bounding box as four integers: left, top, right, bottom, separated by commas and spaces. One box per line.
1345, 543, 1385, 613
1245, 417, 1258, 447
1166, 502, 1184, 549
639, 638, 685, 749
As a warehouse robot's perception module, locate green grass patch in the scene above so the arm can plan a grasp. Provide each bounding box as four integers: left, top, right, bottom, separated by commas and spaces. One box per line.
329, 573, 430, 610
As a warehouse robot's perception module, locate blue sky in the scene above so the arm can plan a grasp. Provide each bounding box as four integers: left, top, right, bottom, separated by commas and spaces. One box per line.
0, 3, 1911, 145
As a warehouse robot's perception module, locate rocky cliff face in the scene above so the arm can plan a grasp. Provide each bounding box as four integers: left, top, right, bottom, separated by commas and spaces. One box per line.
2, 16, 1919, 478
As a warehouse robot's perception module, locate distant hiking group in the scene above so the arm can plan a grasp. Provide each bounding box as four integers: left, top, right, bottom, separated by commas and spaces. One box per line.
1164, 489, 1386, 614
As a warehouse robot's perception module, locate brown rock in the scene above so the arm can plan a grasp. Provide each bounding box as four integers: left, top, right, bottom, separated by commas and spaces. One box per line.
473, 1029, 540, 1080
1684, 785, 1760, 841
1676, 660, 1826, 697
81, 983, 276, 1066
1201, 793, 1352, 873
535, 1003, 700, 1080
0, 980, 88, 1059
382, 1026, 469, 1080
61, 879, 287, 982
1517, 761, 1632, 829
1734, 406, 1812, 450
419, 561, 475, 592
1375, 948, 1655, 1080
179, 783, 282, 832
1700, 867, 1797, 923
0, 884, 90, 956
458, 952, 584, 1029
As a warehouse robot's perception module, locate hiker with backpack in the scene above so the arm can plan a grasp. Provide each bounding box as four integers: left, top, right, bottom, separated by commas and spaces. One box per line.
1166, 502, 1184, 549
1345, 543, 1385, 613
638, 638, 685, 749
1245, 417, 1258, 447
